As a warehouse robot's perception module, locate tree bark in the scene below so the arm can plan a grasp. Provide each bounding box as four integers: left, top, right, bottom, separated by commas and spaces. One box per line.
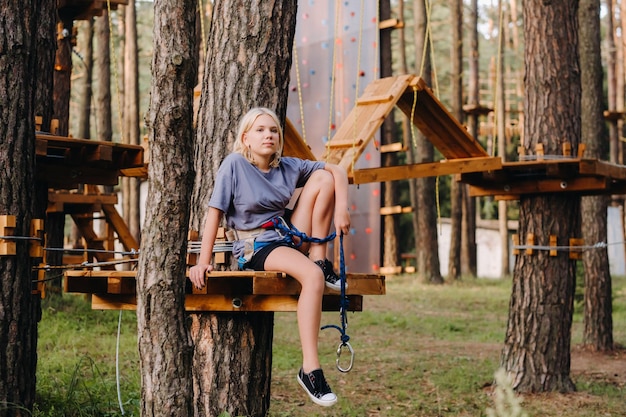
123, 1, 142, 242
380, 0, 400, 270
462, 0, 479, 278
47, 8, 75, 296
190, 1, 297, 415
447, 0, 463, 280
0, 1, 41, 414
497, 0, 509, 278
579, 0, 613, 351
502, 0, 580, 393
413, 0, 443, 284
136, 0, 197, 415
77, 19, 94, 139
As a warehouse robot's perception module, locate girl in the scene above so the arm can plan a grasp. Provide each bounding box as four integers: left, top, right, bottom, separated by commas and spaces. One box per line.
189, 107, 351, 407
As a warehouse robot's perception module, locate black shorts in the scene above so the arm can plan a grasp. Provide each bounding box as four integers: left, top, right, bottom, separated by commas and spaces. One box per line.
244, 240, 295, 271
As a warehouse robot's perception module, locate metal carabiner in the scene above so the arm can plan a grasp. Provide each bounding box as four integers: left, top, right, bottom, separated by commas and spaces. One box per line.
335, 341, 354, 373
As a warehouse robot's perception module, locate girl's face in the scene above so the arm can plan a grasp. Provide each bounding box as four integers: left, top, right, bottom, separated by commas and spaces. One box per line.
242, 114, 280, 167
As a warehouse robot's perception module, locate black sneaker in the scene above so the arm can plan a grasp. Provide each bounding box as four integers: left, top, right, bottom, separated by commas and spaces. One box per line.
314, 259, 346, 292
297, 368, 337, 406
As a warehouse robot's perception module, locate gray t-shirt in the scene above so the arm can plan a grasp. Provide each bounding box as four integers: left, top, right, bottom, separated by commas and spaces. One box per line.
209, 152, 325, 236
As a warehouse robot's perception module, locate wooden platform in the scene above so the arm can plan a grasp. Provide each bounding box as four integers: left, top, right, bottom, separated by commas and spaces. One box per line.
36, 133, 145, 188
64, 270, 386, 312
460, 158, 626, 199
58, 0, 127, 20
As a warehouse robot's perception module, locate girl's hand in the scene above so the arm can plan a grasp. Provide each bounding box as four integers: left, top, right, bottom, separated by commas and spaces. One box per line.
334, 208, 351, 236
189, 263, 213, 289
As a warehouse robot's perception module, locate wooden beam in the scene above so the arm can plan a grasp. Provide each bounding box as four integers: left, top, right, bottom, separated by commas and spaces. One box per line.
352, 157, 502, 184
396, 77, 489, 159
66, 270, 385, 297
468, 176, 611, 198
91, 294, 364, 312
101, 204, 139, 252
283, 117, 317, 161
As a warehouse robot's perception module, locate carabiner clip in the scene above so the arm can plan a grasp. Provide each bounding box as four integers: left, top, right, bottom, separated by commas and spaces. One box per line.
335, 341, 354, 373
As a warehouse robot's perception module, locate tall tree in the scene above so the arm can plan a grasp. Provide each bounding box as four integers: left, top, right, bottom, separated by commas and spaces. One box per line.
380, 0, 400, 271
0, 1, 40, 413
77, 19, 94, 139
136, 0, 197, 415
95, 11, 112, 143
122, 1, 142, 242
579, 0, 613, 351
496, 0, 509, 278
462, 0, 480, 278
412, 0, 443, 284
501, 0, 580, 392
189, 1, 297, 415
447, 0, 463, 279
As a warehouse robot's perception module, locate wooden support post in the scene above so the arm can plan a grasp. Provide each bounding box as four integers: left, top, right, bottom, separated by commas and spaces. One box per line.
30, 219, 45, 258
187, 230, 199, 266
562, 143, 571, 157
0, 215, 16, 256
525, 233, 535, 255
512, 234, 520, 255
569, 238, 584, 260
214, 227, 227, 265
535, 144, 544, 161
549, 235, 557, 256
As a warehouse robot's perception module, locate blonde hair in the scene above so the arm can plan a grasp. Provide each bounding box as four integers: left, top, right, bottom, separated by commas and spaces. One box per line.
233, 107, 284, 168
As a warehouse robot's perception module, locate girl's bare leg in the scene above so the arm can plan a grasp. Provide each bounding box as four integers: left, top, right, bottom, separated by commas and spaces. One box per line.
289, 170, 335, 261
264, 246, 325, 373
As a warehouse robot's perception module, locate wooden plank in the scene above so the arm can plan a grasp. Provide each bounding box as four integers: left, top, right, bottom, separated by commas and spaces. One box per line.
48, 190, 118, 205
396, 77, 488, 159
579, 159, 626, 181
352, 157, 502, 184
252, 273, 385, 295
36, 165, 120, 188
380, 142, 405, 153
380, 205, 413, 215
91, 294, 364, 312
67, 270, 385, 296
468, 176, 610, 198
283, 117, 317, 161
324, 75, 412, 169
101, 204, 140, 252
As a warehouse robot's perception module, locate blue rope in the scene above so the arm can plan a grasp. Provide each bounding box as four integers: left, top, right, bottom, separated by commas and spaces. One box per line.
321, 233, 350, 344
270, 217, 336, 247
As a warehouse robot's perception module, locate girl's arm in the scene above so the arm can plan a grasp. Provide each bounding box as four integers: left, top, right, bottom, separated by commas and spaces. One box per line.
189, 207, 223, 289
324, 163, 351, 235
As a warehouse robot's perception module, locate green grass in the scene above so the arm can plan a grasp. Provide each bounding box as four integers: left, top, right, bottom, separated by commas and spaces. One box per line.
32, 275, 626, 417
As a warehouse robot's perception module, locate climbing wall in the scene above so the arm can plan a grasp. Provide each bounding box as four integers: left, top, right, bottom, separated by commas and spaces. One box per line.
286, 1, 381, 273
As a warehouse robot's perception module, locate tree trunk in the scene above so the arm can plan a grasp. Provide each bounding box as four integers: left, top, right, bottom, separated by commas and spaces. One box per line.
123, 1, 142, 242
502, 0, 580, 393
77, 19, 94, 139
380, 0, 400, 270
0, 1, 40, 414
95, 11, 113, 144
579, 0, 613, 351
136, 0, 197, 415
447, 0, 463, 280
190, 1, 297, 415
413, 0, 443, 284
462, 0, 479, 278
497, 0, 509, 278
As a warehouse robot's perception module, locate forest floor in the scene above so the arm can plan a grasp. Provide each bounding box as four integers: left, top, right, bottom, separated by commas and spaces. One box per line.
34, 273, 626, 417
